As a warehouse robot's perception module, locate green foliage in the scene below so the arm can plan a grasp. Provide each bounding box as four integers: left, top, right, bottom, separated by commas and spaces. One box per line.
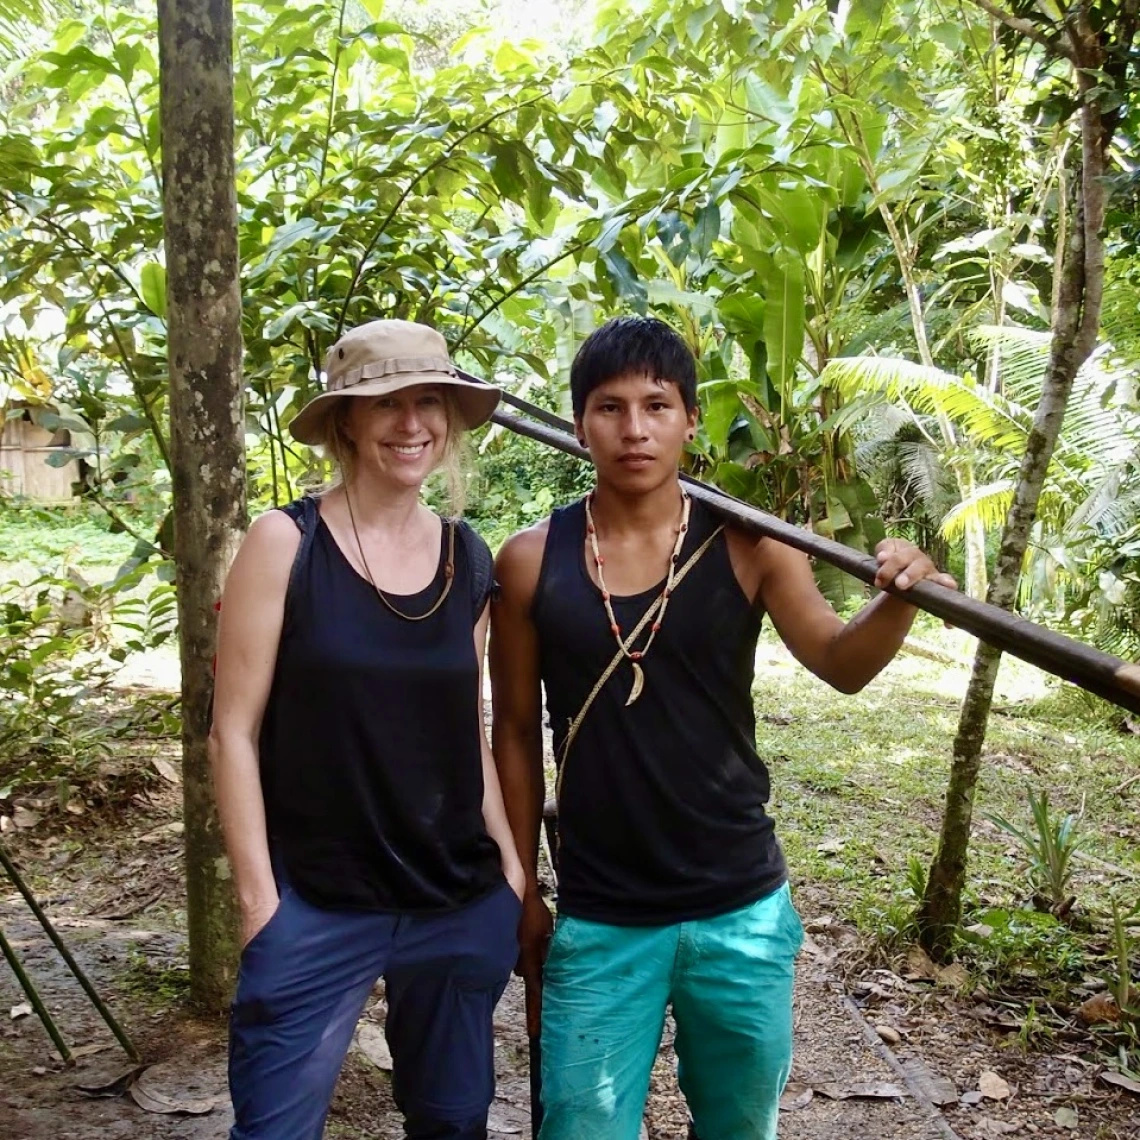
0, 569, 178, 796
0, 577, 117, 794
986, 789, 1084, 912
1108, 898, 1137, 1016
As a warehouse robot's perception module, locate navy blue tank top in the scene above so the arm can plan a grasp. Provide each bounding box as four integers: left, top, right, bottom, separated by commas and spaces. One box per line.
258, 502, 503, 912
533, 497, 786, 925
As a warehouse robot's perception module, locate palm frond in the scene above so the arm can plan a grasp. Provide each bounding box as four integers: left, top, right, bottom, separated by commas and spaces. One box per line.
821, 354, 1035, 453
897, 440, 944, 508
940, 481, 1015, 541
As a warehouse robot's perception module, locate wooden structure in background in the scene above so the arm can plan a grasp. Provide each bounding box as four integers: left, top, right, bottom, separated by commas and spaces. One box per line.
0, 405, 80, 503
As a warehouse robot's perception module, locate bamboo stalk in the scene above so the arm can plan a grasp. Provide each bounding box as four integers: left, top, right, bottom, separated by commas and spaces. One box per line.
0, 922, 73, 1064
0, 842, 141, 1062
486, 404, 1140, 716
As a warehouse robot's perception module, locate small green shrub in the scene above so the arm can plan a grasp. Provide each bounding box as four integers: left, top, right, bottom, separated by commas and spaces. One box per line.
986, 788, 1083, 912
0, 572, 180, 798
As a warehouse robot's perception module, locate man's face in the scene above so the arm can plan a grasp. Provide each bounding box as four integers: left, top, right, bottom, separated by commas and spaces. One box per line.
576, 371, 698, 491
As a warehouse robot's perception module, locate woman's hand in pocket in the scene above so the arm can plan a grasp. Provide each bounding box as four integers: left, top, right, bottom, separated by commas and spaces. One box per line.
240, 894, 280, 950
504, 859, 528, 903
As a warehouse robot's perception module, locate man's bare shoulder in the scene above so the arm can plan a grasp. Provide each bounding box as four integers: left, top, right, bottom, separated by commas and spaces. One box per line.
497, 519, 550, 566
495, 519, 551, 600
723, 522, 812, 603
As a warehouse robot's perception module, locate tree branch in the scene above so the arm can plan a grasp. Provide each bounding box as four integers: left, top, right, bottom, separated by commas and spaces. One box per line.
333, 95, 547, 339
452, 241, 586, 352
965, 0, 1074, 60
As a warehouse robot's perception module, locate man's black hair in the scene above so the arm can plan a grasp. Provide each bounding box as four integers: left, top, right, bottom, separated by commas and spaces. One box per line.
569, 316, 698, 418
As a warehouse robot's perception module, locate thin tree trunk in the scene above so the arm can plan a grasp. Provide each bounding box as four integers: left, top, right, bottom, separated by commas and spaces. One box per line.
158, 0, 247, 1010
918, 31, 1109, 957
832, 102, 989, 599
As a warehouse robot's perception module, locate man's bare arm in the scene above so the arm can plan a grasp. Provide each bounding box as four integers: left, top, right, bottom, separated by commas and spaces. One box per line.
743, 533, 957, 694
490, 524, 548, 893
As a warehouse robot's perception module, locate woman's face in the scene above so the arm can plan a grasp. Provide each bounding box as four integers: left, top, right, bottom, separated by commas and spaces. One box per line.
341, 384, 451, 491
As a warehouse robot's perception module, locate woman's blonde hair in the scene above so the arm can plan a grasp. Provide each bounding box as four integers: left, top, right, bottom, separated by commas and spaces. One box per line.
321, 390, 469, 516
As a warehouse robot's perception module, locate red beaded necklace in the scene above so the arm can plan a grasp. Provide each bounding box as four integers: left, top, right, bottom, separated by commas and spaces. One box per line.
584, 488, 691, 705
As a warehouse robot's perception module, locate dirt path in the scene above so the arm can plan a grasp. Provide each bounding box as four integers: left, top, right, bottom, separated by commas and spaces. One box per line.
5, 860, 1140, 1139
2, 882, 955, 1140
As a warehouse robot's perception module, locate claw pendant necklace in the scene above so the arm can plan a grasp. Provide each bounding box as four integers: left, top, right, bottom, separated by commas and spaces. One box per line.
585, 489, 691, 706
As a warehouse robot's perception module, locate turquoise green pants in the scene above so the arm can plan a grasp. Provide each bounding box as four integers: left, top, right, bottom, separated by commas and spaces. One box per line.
539, 883, 803, 1140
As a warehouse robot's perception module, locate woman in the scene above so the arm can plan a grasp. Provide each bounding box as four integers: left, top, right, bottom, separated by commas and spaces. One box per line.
210, 319, 525, 1140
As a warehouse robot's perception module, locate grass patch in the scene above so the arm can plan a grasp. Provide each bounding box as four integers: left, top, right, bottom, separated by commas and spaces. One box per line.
759, 616, 1140, 1005
120, 945, 192, 1007
0, 504, 140, 581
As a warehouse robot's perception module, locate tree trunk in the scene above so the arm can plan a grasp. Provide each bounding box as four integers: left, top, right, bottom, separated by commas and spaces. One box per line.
918, 33, 1110, 958
158, 0, 246, 1010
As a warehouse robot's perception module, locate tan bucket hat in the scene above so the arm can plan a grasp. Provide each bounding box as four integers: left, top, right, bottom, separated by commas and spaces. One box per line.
289, 319, 500, 445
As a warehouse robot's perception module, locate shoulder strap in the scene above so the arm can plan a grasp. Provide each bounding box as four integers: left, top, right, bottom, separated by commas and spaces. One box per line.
281, 494, 320, 630
457, 520, 495, 617
554, 524, 725, 801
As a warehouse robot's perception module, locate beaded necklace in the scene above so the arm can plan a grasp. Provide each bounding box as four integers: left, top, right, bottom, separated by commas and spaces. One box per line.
584, 488, 691, 705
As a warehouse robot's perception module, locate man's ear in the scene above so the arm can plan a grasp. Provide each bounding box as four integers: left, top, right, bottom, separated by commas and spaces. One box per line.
574, 416, 587, 449
686, 406, 699, 441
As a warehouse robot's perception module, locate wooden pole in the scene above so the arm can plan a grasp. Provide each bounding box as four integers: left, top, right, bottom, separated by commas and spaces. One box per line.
487, 404, 1140, 716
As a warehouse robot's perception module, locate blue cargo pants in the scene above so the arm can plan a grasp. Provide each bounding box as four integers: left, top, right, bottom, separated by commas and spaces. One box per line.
228, 879, 520, 1140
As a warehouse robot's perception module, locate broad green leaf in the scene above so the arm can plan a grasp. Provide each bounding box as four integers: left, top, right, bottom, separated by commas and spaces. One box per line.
140, 262, 166, 319
601, 249, 647, 310
692, 200, 720, 260
106, 414, 152, 433
763, 254, 805, 398
702, 381, 744, 449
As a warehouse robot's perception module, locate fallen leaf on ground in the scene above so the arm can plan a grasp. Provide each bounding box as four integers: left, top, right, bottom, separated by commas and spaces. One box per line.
1076, 993, 1121, 1025
10, 1002, 32, 1020
936, 962, 971, 989
75, 1065, 146, 1098
901, 1058, 957, 1106
903, 945, 937, 981
13, 806, 40, 829
816, 837, 846, 855
70, 1043, 112, 1059
979, 1070, 1011, 1100
813, 1081, 906, 1100
353, 1021, 393, 1071
1054, 1105, 1079, 1129
779, 1082, 814, 1111
1099, 1070, 1140, 1095
150, 757, 180, 784
960, 1091, 984, 1106
874, 1023, 902, 1046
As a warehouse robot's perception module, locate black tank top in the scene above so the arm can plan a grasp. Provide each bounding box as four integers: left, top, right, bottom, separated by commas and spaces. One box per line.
258, 504, 503, 912
533, 497, 786, 925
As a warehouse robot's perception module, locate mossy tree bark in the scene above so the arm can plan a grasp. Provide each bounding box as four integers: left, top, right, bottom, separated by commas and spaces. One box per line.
157, 0, 247, 1010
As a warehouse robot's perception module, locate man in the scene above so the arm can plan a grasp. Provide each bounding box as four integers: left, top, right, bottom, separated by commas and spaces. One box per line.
490, 316, 956, 1140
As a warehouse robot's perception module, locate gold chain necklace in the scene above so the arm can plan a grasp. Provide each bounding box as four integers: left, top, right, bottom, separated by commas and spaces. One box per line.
345, 489, 455, 622
584, 488, 691, 705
